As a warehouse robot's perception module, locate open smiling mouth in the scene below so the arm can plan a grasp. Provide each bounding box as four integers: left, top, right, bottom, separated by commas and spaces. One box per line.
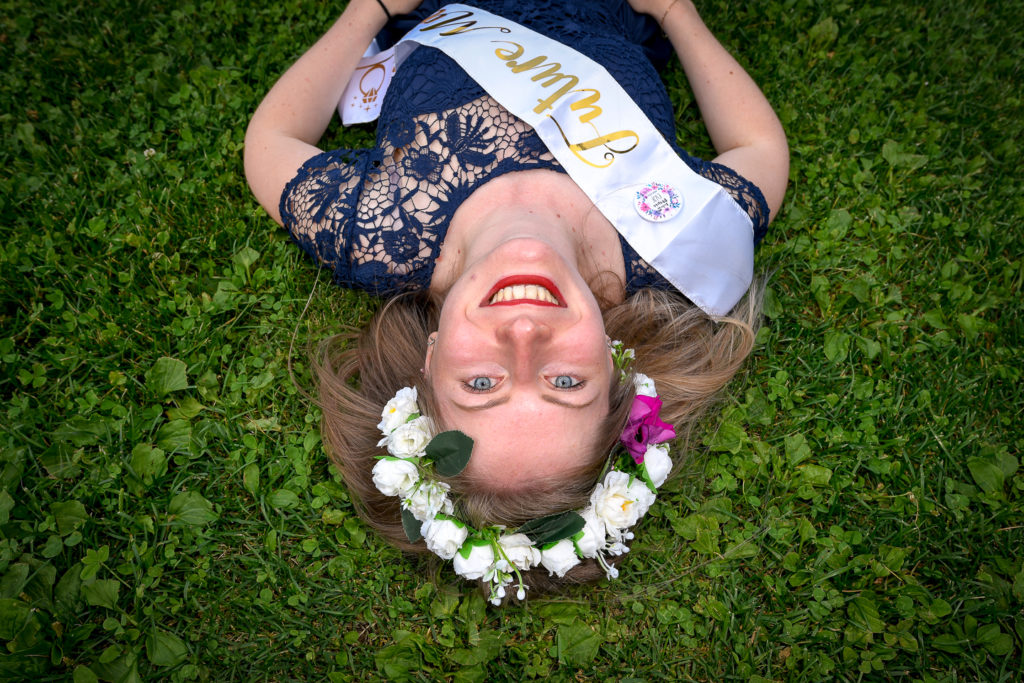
482, 276, 566, 307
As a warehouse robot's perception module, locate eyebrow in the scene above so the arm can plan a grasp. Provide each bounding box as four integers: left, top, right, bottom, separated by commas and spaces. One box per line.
451, 393, 599, 412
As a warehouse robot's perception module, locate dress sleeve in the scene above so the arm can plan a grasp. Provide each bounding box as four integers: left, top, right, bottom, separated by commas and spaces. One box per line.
279, 147, 385, 283
622, 147, 772, 295
677, 150, 771, 246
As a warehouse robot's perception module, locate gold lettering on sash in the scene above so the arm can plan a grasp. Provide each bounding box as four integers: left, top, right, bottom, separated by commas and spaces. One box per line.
549, 116, 639, 169
506, 57, 580, 111
493, 42, 524, 61
414, 14, 644, 169
567, 89, 602, 123
493, 42, 581, 114
418, 9, 510, 36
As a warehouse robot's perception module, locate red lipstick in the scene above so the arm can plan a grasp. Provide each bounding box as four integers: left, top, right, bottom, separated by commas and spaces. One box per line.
481, 275, 566, 307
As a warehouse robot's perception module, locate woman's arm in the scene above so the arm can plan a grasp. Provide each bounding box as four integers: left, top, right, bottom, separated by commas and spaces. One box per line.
631, 0, 789, 221
244, 0, 418, 224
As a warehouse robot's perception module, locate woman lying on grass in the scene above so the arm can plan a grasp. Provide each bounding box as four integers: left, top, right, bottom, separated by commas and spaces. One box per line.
244, 0, 787, 603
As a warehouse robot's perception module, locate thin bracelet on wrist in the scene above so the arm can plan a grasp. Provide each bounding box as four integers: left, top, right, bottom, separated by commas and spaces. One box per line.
659, 0, 680, 25
376, 0, 392, 20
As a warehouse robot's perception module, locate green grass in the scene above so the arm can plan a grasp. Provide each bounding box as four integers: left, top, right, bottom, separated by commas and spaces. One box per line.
1, 0, 1021, 680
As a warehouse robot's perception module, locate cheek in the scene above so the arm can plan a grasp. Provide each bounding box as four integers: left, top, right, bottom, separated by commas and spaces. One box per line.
432, 346, 483, 373
580, 317, 609, 350
434, 315, 484, 356
573, 329, 613, 368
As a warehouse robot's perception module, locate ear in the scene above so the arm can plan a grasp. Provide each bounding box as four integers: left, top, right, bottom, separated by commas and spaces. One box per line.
423, 332, 438, 377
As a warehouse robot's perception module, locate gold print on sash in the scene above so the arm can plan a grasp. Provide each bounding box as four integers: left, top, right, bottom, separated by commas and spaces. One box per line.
415, 12, 643, 169
492, 42, 579, 114
357, 62, 387, 105
549, 116, 639, 169
566, 88, 602, 123
418, 9, 510, 36
507, 57, 580, 112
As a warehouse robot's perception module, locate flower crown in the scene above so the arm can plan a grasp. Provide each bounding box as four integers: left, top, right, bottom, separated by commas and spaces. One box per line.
371, 342, 676, 605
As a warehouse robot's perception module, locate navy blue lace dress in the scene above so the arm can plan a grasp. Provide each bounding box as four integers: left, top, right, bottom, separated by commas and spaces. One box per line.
280, 0, 769, 297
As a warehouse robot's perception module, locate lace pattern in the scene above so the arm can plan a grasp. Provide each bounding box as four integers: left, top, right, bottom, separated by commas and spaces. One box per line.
280, 0, 769, 297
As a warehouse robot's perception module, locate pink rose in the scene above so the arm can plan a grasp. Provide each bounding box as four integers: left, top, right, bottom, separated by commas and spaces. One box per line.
620, 395, 675, 463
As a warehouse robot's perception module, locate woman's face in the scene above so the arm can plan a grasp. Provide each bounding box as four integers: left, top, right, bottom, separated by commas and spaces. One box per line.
425, 238, 613, 487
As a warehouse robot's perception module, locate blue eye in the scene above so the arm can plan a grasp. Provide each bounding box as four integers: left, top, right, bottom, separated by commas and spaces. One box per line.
468, 377, 495, 392
553, 375, 582, 389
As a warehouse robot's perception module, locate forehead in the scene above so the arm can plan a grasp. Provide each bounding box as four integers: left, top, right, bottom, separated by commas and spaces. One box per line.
441, 399, 608, 488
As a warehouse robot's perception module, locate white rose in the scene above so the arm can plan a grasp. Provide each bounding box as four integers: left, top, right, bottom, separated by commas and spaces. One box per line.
626, 477, 656, 519
371, 457, 419, 497
403, 480, 451, 522
497, 533, 541, 571
642, 443, 672, 488
421, 516, 468, 560
453, 541, 495, 580
574, 507, 606, 558
540, 538, 581, 577
377, 387, 420, 434
633, 373, 657, 397
382, 416, 433, 458
591, 471, 642, 530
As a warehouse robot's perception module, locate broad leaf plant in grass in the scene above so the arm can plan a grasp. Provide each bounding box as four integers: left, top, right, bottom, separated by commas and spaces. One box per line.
1, 0, 1021, 680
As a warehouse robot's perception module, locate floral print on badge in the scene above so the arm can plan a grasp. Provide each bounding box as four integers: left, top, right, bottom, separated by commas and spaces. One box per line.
634, 182, 682, 222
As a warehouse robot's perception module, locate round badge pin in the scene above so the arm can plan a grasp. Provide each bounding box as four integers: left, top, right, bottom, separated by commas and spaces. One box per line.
634, 182, 682, 222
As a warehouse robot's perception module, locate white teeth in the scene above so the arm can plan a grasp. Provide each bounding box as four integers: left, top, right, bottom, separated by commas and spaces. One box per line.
489, 284, 558, 304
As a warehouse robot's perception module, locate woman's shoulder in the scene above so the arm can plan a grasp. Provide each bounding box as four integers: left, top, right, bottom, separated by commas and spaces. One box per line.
685, 152, 771, 245
621, 146, 772, 294
280, 147, 436, 296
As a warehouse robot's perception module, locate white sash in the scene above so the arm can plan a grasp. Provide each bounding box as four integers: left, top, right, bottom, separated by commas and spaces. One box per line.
338, 4, 753, 315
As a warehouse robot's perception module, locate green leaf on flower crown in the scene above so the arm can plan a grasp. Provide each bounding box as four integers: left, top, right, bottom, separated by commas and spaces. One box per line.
426, 430, 474, 477
457, 536, 492, 560
401, 508, 422, 543
638, 466, 658, 494
518, 511, 586, 546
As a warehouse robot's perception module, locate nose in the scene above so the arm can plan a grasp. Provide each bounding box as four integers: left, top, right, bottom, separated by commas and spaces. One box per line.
496, 316, 552, 376
496, 315, 552, 346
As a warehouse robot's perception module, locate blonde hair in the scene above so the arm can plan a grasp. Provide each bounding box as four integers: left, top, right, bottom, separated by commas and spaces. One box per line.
312, 286, 759, 594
